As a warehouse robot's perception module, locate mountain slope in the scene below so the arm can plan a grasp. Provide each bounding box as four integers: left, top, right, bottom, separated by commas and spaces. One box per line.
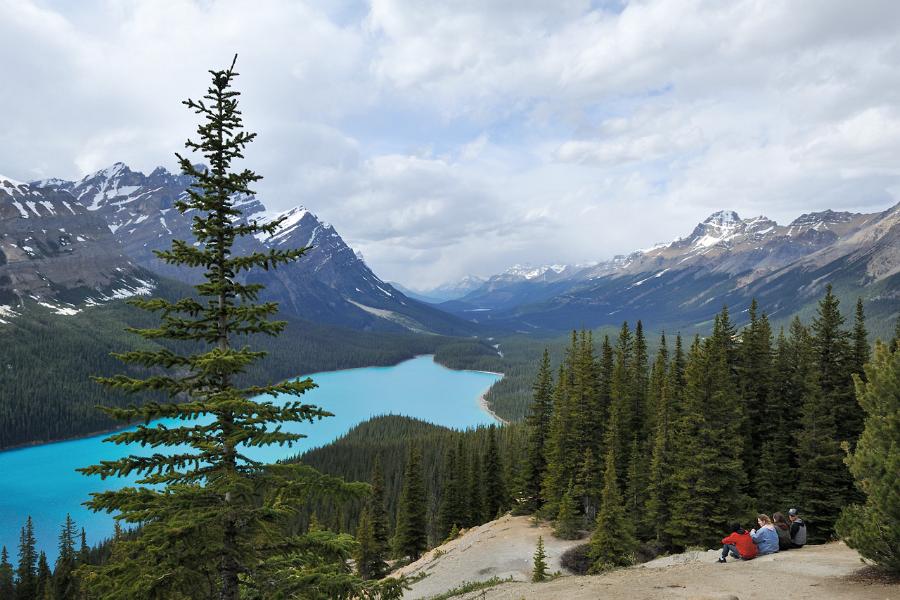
0, 175, 153, 315
34, 164, 474, 335
444, 204, 900, 334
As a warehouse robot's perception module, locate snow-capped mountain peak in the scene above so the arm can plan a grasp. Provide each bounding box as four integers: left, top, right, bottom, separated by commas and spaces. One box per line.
703, 210, 741, 226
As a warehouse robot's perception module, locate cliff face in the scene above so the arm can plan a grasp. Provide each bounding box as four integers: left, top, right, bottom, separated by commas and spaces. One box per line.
0, 175, 151, 311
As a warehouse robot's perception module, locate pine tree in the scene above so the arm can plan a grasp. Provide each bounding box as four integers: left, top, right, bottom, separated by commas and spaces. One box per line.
646, 334, 678, 547
484, 425, 506, 519
890, 316, 900, 353
369, 457, 390, 560
553, 481, 581, 540
836, 341, 900, 573
625, 438, 650, 538
355, 507, 387, 580
34, 553, 49, 600
667, 316, 748, 549
573, 448, 601, 524
810, 284, 859, 442
437, 446, 463, 539
467, 452, 485, 526
524, 349, 553, 512
793, 318, 846, 541
394, 446, 427, 561
532, 536, 548, 582
605, 323, 633, 488
630, 321, 650, 442
738, 299, 774, 480
78, 529, 88, 566
16, 516, 36, 600
53, 513, 78, 599
75, 58, 370, 600
852, 298, 870, 379
0, 547, 14, 600
541, 364, 575, 515
589, 448, 636, 571
755, 327, 796, 510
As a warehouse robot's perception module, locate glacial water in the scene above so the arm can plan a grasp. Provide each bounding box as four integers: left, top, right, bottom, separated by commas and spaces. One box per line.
0, 355, 501, 563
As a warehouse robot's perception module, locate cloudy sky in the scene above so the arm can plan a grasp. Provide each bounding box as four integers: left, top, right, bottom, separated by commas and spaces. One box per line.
2, 0, 899, 289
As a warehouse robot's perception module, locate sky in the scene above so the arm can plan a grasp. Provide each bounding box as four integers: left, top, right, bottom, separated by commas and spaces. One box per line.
2, 0, 899, 289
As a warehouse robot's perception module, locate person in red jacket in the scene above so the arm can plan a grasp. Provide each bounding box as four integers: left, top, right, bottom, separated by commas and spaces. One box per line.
718, 522, 759, 563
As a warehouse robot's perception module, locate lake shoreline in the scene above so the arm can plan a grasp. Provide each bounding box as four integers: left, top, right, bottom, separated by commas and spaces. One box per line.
0, 354, 507, 453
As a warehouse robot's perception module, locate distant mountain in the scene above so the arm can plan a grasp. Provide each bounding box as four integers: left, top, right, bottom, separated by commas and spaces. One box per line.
394, 275, 488, 303
27, 164, 473, 335
442, 205, 900, 334
0, 175, 153, 318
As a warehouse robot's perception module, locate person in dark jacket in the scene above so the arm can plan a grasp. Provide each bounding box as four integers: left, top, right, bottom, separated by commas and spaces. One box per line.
718, 522, 758, 563
788, 508, 807, 548
773, 512, 792, 550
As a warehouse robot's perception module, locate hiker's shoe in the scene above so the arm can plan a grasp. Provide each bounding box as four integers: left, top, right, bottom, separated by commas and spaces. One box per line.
717, 557, 727, 563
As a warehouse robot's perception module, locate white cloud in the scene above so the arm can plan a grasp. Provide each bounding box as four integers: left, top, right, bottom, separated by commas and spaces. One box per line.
1, 0, 899, 288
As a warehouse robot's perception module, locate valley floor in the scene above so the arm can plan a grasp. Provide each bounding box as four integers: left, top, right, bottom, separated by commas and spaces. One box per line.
397, 516, 898, 600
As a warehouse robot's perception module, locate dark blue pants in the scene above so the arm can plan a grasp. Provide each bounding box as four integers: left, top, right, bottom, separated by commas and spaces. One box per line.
721, 544, 741, 559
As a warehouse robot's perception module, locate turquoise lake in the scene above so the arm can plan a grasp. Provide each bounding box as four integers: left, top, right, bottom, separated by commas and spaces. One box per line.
0, 355, 501, 563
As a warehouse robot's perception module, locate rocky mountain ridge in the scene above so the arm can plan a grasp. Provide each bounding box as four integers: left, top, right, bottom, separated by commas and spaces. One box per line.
0, 175, 153, 319
16, 164, 471, 334
443, 203, 900, 332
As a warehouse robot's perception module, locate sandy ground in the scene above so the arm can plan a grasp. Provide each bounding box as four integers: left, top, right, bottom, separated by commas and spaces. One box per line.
394, 516, 898, 600
394, 514, 583, 599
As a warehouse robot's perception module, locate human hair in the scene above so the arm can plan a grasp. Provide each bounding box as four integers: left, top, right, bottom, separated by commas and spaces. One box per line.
773, 512, 787, 525
757, 514, 772, 525
730, 522, 743, 533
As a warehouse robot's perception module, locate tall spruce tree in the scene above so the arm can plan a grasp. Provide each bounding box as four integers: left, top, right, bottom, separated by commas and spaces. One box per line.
524, 349, 553, 512
484, 425, 506, 519
355, 507, 387, 580
541, 364, 574, 515
76, 58, 378, 600
394, 446, 427, 561
852, 298, 870, 379
0, 547, 13, 600
792, 317, 846, 541
34, 553, 49, 600
738, 299, 774, 480
467, 452, 485, 526
836, 341, 900, 573
573, 448, 601, 523
755, 327, 797, 510
810, 284, 858, 442
667, 314, 748, 549
605, 323, 633, 488
437, 446, 464, 539
646, 334, 675, 545
54, 513, 78, 599
589, 448, 636, 571
554, 481, 581, 540
369, 457, 390, 561
16, 516, 36, 600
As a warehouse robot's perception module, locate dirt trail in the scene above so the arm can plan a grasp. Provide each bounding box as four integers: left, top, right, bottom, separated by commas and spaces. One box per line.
394, 515, 898, 600
394, 514, 583, 599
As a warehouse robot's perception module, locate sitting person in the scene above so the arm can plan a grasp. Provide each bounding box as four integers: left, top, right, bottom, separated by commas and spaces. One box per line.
751, 514, 779, 555
788, 508, 807, 548
718, 522, 758, 563
773, 512, 792, 550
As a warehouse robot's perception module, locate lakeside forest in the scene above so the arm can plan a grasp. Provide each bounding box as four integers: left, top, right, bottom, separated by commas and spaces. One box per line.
5, 288, 900, 598
1, 56, 898, 600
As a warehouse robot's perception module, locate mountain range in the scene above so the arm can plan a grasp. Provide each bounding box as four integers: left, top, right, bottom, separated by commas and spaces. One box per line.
3, 164, 471, 334
438, 206, 900, 333
4, 163, 898, 336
